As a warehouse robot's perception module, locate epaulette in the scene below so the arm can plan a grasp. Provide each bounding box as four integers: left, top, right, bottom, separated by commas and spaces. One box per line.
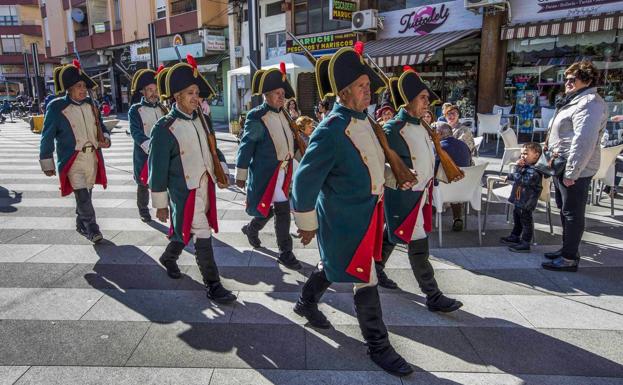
384, 118, 407, 132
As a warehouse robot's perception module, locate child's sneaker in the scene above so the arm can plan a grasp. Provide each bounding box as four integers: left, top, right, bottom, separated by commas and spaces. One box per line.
500, 235, 521, 245
509, 241, 531, 253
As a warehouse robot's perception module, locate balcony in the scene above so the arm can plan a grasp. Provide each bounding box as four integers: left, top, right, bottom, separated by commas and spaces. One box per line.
75, 34, 92, 51
171, 0, 197, 16
71, 0, 86, 6
0, 24, 42, 36
170, 11, 198, 34
0, 0, 38, 4
0, 52, 59, 64
92, 21, 112, 49
154, 18, 167, 37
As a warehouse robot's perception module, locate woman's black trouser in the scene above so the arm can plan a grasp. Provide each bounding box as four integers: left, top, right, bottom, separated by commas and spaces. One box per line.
553, 175, 591, 261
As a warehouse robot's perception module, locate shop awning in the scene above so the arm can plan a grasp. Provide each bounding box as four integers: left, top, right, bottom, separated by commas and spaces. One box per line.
228, 53, 314, 76
364, 29, 480, 68
502, 12, 623, 40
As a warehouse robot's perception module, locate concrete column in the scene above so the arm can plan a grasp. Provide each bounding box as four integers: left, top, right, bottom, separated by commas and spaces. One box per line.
477, 10, 507, 113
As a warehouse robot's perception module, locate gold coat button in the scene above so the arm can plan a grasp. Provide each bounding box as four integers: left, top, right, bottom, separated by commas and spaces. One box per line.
363, 155, 368, 162
180, 150, 185, 155
411, 156, 416, 160
345, 129, 351, 136
185, 175, 189, 180
261, 203, 266, 207
399, 230, 404, 235
372, 184, 377, 190
356, 267, 364, 273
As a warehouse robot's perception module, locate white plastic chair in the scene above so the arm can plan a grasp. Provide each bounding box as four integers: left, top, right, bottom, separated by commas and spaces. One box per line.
473, 136, 484, 157
499, 127, 522, 174
483, 165, 553, 244
433, 163, 488, 247
532, 107, 555, 142
592, 144, 623, 216
493, 105, 512, 127
476, 113, 503, 154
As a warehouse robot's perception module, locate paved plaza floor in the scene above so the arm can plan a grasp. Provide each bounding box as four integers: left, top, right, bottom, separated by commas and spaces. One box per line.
0, 119, 622, 384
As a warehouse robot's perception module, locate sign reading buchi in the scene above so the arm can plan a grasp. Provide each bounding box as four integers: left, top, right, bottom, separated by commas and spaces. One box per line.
286, 32, 356, 53
329, 0, 357, 22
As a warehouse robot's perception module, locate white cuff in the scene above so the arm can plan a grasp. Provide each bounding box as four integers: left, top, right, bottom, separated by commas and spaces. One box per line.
140, 139, 150, 154
40, 158, 55, 172
293, 209, 318, 231
151, 191, 169, 209
235, 167, 248, 181
220, 161, 230, 176
383, 164, 397, 190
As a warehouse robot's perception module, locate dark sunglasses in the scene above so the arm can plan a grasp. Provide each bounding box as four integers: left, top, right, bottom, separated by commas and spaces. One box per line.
565, 77, 577, 84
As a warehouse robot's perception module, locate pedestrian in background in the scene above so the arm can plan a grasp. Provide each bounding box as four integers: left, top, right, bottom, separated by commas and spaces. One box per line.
295, 115, 315, 145
542, 60, 607, 272
444, 104, 475, 154
375, 102, 395, 125
286, 99, 300, 119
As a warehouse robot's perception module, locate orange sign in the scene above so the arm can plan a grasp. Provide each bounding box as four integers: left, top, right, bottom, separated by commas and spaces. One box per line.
173, 34, 184, 47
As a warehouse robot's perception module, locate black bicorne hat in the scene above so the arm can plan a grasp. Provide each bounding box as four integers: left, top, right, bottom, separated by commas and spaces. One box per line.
253, 62, 295, 99
155, 65, 170, 100
393, 66, 440, 109
58, 59, 97, 92
315, 55, 332, 100
165, 54, 216, 100
250, 69, 265, 95
328, 42, 386, 96
53, 66, 63, 95
131, 68, 157, 95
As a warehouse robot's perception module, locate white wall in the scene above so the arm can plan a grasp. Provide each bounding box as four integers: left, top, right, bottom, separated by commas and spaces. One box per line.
236, 0, 286, 67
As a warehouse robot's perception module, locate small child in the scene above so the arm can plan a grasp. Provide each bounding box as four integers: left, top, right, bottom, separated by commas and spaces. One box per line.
500, 142, 544, 253
296, 116, 315, 145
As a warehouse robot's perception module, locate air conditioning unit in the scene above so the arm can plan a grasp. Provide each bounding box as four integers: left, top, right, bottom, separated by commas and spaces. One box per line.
464, 0, 506, 10
352, 9, 378, 31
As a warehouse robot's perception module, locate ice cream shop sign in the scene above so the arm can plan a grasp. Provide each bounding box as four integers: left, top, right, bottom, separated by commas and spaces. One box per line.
378, 0, 483, 39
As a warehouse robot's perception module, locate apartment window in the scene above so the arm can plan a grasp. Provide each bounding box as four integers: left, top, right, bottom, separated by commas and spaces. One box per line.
243, 6, 261, 22
0, 5, 18, 26
265, 2, 283, 17
266, 31, 286, 60
170, 0, 196, 16
1, 35, 22, 54
113, 0, 122, 29
156, 0, 166, 19
294, 0, 349, 35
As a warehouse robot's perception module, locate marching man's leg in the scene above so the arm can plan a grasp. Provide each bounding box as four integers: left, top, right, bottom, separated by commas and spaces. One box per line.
192, 175, 236, 304
137, 183, 151, 222
294, 261, 332, 329
376, 230, 400, 289
241, 210, 273, 248
70, 150, 102, 243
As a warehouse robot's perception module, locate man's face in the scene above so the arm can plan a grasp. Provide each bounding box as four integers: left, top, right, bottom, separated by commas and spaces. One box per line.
521, 147, 540, 165
68, 81, 87, 102
265, 88, 285, 109
381, 109, 394, 122
445, 108, 459, 125
409, 90, 430, 118
175, 84, 200, 112
341, 74, 371, 111
143, 84, 159, 103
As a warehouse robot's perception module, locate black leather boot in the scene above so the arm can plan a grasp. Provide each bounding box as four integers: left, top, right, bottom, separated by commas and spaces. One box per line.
408, 237, 462, 313
74, 188, 102, 243
159, 241, 185, 279
241, 209, 273, 248
137, 184, 151, 222
354, 286, 413, 377
377, 232, 399, 289
195, 238, 236, 304
274, 201, 302, 270
293, 268, 332, 328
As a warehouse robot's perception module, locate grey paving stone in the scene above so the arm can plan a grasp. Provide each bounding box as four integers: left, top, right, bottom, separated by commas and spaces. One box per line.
0, 229, 31, 243
462, 326, 623, 377
28, 244, 151, 264
403, 372, 623, 385
209, 368, 402, 385
572, 295, 623, 315
108, 230, 172, 246
0, 320, 149, 366
6, 229, 122, 245
539, 267, 623, 296
0, 244, 49, 262
305, 325, 487, 372
459, 246, 545, 269
126, 322, 306, 369
0, 288, 103, 320
180, 266, 311, 293
0, 207, 151, 219
504, 295, 623, 330
82, 289, 234, 323
14, 366, 214, 385
0, 263, 76, 288
51, 263, 184, 290
579, 243, 623, 267
0, 366, 29, 385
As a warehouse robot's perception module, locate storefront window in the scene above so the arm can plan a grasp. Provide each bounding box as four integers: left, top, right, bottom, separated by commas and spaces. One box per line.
266, 31, 286, 60
294, 0, 350, 36
204, 65, 224, 107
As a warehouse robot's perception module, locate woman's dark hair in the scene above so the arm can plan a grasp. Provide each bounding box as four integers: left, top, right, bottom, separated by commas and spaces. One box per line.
287, 99, 298, 110
565, 60, 600, 86
318, 100, 330, 110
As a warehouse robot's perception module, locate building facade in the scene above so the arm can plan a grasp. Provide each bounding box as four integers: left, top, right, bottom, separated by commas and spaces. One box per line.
0, 0, 59, 101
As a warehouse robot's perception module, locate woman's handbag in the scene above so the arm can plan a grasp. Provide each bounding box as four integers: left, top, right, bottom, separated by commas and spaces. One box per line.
535, 150, 566, 177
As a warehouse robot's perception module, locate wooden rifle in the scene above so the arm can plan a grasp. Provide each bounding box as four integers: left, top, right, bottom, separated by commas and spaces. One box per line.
87, 88, 106, 145
247, 56, 307, 156
287, 32, 416, 186
364, 53, 464, 183
174, 47, 229, 187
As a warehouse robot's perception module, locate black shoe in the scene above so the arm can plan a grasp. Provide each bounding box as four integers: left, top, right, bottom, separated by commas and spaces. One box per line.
294, 300, 331, 329
241, 224, 261, 248
426, 293, 463, 313
369, 345, 414, 377
544, 249, 562, 260
542, 256, 579, 272
500, 235, 521, 245
88, 231, 104, 244
207, 282, 237, 304
377, 269, 399, 290
452, 218, 463, 232
159, 256, 182, 279
278, 251, 302, 270
509, 241, 531, 253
